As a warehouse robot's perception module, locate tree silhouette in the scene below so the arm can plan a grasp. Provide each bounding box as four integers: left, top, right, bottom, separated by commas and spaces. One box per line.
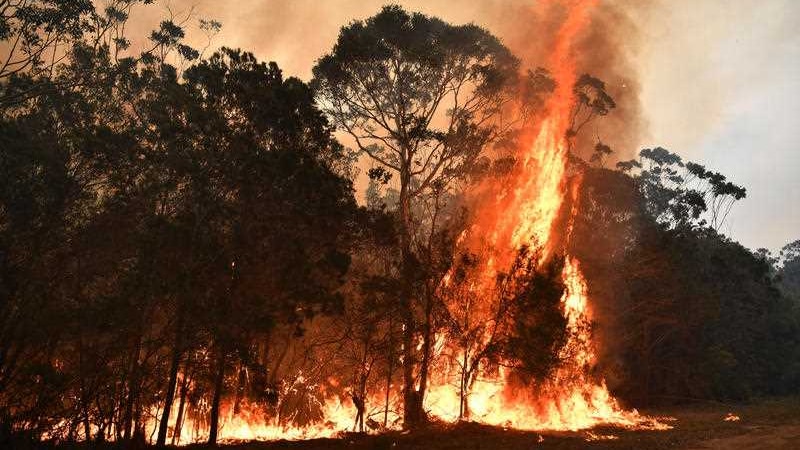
312, 4, 523, 427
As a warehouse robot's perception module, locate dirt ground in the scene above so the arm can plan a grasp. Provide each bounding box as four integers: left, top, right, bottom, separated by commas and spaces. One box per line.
684, 424, 800, 450
675, 398, 800, 450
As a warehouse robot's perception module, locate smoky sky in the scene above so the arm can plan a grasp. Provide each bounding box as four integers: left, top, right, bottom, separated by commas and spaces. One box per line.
126, 0, 799, 251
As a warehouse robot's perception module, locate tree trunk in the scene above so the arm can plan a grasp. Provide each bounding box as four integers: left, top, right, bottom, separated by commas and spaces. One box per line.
233, 362, 246, 415
172, 358, 191, 445
82, 415, 91, 442
156, 309, 185, 446
401, 304, 418, 427
398, 162, 422, 428
417, 286, 434, 411
459, 351, 469, 420
123, 332, 142, 441
78, 335, 92, 441
384, 315, 393, 428
208, 344, 227, 446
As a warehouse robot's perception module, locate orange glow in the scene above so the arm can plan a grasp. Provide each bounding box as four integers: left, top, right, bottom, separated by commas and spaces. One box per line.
166, 398, 353, 444
140, 0, 669, 444
150, 385, 404, 445
419, 0, 668, 434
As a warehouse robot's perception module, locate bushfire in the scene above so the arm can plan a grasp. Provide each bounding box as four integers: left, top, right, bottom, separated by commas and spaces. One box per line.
147, 0, 669, 444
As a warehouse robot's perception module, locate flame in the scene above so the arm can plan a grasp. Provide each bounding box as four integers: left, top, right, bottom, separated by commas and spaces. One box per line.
68, 1, 669, 445
418, 0, 669, 434
151, 383, 405, 445
723, 413, 741, 422
167, 398, 352, 444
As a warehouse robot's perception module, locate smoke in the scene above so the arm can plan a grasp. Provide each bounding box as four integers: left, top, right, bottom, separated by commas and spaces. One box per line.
475, 0, 649, 160
573, 1, 648, 160
119, 1, 653, 177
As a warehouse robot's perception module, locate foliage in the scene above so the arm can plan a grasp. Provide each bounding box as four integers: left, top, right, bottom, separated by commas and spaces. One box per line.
311, 4, 523, 195
0, 3, 361, 445
617, 147, 746, 231
776, 240, 800, 301
494, 251, 567, 382
567, 163, 800, 405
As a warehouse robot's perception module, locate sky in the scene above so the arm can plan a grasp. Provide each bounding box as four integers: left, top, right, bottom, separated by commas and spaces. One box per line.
636, 1, 800, 251
128, 0, 799, 251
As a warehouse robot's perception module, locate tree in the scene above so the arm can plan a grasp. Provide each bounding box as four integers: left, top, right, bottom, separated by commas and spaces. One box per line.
439, 246, 567, 420
0, 1, 166, 108
565, 156, 798, 405
143, 47, 359, 445
1, 4, 363, 440
617, 147, 746, 231
0, 0, 95, 80
311, 4, 522, 427
777, 240, 800, 301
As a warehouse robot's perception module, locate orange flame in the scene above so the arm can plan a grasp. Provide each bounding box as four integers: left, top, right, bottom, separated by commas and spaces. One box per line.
421, 0, 668, 433
131, 1, 670, 444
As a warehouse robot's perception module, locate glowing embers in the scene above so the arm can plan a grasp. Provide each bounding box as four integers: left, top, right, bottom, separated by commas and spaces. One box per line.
724, 413, 741, 422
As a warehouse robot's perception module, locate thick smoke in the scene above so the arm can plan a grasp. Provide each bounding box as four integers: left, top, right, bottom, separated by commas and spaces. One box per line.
126, 1, 648, 160
482, 0, 648, 160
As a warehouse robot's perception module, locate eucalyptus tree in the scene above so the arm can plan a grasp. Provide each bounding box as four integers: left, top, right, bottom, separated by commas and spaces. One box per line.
617, 147, 746, 231
311, 5, 524, 427
1, 2, 362, 442
0, 0, 165, 108
156, 48, 359, 445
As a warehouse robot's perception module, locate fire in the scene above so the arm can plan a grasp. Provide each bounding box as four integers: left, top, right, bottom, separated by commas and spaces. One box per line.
724, 413, 741, 422
422, 257, 666, 432
166, 398, 353, 444
151, 382, 404, 445
135, 0, 669, 444
418, 0, 668, 434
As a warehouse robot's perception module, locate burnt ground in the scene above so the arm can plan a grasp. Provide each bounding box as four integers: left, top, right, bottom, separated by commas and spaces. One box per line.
31, 396, 800, 450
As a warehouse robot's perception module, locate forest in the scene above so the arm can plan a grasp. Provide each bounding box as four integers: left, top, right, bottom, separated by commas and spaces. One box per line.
1, 1, 799, 448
